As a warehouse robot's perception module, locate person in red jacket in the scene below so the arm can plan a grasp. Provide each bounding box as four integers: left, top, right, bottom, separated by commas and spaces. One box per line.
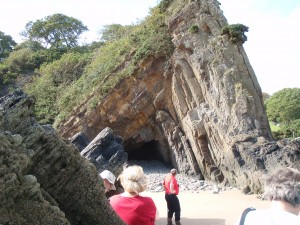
109, 165, 159, 225
163, 168, 181, 225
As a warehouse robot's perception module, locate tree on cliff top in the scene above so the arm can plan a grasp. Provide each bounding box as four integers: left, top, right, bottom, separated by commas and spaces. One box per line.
22, 13, 88, 49
266, 88, 300, 138
0, 31, 17, 61
266, 88, 300, 123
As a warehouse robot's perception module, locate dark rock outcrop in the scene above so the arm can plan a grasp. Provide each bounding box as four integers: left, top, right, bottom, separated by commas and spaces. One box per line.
80, 127, 128, 176
70, 131, 89, 152
0, 91, 125, 225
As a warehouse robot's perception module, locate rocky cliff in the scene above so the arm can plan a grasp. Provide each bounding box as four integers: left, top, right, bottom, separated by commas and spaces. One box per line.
58, 0, 299, 192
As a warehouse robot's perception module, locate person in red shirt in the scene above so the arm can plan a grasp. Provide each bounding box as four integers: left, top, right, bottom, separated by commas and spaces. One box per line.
163, 168, 181, 225
109, 165, 159, 225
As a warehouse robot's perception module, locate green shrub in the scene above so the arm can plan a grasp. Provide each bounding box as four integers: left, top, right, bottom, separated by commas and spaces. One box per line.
189, 25, 199, 33
14, 40, 44, 51
221, 24, 249, 44
24, 73, 58, 124
99, 24, 134, 42
0, 31, 17, 61
158, 0, 174, 12
4, 48, 35, 73
39, 52, 90, 86
271, 130, 285, 140
31, 48, 67, 66
133, 7, 174, 63
24, 52, 90, 123
0, 63, 11, 84
286, 119, 300, 138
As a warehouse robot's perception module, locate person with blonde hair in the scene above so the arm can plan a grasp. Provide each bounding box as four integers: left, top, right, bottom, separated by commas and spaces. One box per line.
109, 165, 159, 225
236, 167, 300, 225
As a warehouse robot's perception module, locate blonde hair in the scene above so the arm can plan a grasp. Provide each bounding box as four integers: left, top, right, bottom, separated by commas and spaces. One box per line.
119, 165, 148, 194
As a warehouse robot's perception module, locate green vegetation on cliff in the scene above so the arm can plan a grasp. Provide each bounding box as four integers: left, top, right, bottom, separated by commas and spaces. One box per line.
25, 52, 91, 124
1, 6, 174, 126
52, 7, 173, 127
221, 24, 249, 44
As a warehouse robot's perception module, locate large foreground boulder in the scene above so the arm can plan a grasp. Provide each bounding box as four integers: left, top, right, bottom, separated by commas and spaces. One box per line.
0, 91, 125, 225
0, 131, 70, 225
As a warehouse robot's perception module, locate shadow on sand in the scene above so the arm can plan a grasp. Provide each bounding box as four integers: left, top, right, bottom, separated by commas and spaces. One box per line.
156, 217, 225, 225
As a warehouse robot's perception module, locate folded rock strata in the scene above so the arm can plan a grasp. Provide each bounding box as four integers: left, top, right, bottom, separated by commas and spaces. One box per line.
57, 0, 300, 193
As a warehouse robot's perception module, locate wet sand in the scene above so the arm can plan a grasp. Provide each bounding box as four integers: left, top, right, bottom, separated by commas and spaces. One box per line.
143, 190, 270, 225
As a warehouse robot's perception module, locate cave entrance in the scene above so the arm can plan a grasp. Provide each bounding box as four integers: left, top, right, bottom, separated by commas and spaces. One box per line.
126, 140, 165, 162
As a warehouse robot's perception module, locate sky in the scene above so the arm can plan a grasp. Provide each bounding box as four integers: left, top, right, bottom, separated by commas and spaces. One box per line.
218, 0, 300, 95
0, 0, 299, 95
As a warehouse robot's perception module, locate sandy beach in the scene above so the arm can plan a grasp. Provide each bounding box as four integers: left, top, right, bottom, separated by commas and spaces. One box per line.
143, 190, 270, 225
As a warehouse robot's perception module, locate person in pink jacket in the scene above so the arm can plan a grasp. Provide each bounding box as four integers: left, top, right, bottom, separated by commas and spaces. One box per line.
163, 168, 181, 225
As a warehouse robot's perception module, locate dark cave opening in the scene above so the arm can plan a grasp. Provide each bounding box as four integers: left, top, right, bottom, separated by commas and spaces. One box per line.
126, 140, 164, 161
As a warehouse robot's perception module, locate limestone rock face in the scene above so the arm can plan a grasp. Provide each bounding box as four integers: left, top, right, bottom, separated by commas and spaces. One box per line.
0, 91, 125, 225
58, 0, 300, 192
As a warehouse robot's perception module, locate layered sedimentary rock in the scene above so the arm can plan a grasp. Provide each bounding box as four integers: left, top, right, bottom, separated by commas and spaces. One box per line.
0, 91, 125, 225
58, 0, 300, 192
78, 127, 128, 176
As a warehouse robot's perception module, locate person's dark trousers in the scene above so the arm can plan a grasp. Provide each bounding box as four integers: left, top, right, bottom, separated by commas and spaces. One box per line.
165, 194, 181, 221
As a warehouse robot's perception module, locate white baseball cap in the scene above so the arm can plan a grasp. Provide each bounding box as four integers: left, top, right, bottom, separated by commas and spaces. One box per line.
100, 170, 116, 190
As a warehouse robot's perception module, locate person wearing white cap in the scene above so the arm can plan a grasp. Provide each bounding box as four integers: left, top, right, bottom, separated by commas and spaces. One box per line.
100, 170, 117, 197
